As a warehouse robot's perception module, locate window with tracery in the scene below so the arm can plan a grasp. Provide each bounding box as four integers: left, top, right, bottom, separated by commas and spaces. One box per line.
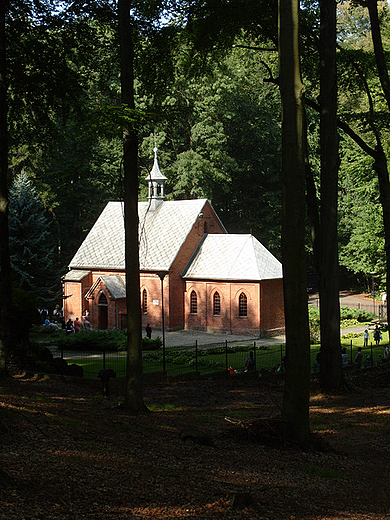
142, 289, 148, 314
190, 290, 198, 314
213, 292, 221, 315
238, 292, 247, 317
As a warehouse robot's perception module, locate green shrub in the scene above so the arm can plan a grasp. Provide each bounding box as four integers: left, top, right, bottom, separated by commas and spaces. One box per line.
308, 306, 374, 342
142, 336, 162, 351
340, 306, 374, 323
54, 330, 164, 352
55, 330, 127, 351
309, 307, 320, 343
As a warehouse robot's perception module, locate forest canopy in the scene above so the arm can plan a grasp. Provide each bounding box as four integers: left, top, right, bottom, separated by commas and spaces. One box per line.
3, 0, 390, 307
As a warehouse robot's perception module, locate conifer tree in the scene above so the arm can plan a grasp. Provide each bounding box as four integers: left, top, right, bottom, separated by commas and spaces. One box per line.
8, 172, 58, 305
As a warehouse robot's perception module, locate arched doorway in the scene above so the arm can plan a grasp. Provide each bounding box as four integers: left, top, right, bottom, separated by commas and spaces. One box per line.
98, 292, 108, 329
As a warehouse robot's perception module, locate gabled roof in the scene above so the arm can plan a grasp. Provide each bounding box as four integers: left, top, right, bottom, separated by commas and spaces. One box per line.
182, 234, 282, 281
69, 199, 220, 272
63, 269, 91, 282
85, 274, 126, 300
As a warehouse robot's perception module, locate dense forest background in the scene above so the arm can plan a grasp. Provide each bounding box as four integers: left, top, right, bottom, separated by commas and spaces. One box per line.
4, 0, 390, 307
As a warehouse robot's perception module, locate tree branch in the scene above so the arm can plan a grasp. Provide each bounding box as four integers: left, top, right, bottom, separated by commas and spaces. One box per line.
232, 44, 277, 52
304, 97, 376, 158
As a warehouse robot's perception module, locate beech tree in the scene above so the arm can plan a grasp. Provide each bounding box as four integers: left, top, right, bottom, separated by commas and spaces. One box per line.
278, 0, 311, 446
317, 0, 342, 391
118, 0, 145, 411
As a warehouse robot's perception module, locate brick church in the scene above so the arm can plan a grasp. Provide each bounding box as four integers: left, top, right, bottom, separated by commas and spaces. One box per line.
62, 149, 285, 335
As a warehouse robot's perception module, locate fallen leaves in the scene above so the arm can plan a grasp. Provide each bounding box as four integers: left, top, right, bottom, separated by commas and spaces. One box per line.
0, 371, 390, 519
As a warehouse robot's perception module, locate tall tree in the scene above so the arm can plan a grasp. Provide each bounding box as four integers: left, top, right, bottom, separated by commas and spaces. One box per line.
8, 172, 58, 304
118, 0, 146, 412
0, 0, 11, 375
278, 0, 311, 446
336, 0, 390, 323
363, 0, 390, 326
317, 0, 342, 391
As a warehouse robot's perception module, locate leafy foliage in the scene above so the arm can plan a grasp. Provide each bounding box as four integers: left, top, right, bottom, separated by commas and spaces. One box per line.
142, 336, 163, 351
55, 329, 127, 351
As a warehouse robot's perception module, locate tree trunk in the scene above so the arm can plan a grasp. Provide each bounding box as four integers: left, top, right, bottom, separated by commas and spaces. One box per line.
366, 0, 390, 112
373, 144, 390, 331
279, 0, 311, 447
365, 0, 390, 326
118, 0, 147, 412
0, 2, 11, 376
318, 0, 342, 392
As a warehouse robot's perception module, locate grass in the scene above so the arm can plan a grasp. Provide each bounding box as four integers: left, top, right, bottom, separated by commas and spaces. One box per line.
35, 314, 389, 379
56, 337, 389, 379
61, 345, 286, 379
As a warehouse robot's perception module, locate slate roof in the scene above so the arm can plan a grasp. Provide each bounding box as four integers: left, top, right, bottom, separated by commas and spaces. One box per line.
182, 234, 282, 281
85, 274, 126, 300
69, 199, 213, 272
63, 269, 91, 282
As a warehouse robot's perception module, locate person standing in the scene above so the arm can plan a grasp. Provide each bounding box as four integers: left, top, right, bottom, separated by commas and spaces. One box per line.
83, 318, 91, 330
74, 317, 82, 333
145, 323, 152, 339
65, 318, 74, 336
363, 329, 369, 348
374, 325, 381, 346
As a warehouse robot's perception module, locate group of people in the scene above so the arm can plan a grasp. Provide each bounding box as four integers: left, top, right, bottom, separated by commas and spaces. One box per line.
65, 314, 91, 335
353, 344, 390, 368
228, 351, 256, 375
363, 325, 383, 347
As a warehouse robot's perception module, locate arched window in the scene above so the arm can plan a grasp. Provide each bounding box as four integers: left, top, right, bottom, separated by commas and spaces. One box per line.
142, 289, 148, 314
190, 290, 198, 314
213, 292, 221, 316
98, 292, 108, 329
238, 292, 247, 317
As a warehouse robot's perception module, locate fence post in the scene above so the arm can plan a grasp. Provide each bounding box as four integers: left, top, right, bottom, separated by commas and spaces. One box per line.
103, 350, 106, 370
61, 348, 64, 376
225, 340, 228, 371
370, 343, 373, 366
280, 344, 283, 366
195, 340, 198, 373
253, 341, 256, 369
350, 340, 353, 365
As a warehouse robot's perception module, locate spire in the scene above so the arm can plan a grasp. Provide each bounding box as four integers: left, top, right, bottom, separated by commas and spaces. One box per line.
145, 147, 167, 210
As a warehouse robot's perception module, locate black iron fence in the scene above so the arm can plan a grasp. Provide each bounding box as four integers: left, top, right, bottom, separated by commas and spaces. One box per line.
311, 299, 387, 320
51, 338, 388, 380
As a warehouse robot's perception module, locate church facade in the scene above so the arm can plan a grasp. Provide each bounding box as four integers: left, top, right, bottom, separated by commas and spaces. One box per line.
62, 150, 285, 336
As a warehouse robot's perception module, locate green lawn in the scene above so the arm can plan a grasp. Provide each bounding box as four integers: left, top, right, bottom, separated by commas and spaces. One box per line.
39, 323, 389, 379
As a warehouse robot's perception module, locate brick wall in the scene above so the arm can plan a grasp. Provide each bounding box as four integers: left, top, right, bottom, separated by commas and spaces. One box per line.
259, 278, 285, 333
63, 272, 92, 321
140, 273, 166, 333
184, 279, 285, 335
168, 200, 227, 330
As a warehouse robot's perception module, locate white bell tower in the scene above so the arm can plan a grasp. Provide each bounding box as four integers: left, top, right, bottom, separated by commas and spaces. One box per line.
145, 147, 167, 211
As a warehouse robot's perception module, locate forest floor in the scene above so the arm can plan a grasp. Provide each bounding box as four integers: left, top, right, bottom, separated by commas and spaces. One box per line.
1, 366, 390, 520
